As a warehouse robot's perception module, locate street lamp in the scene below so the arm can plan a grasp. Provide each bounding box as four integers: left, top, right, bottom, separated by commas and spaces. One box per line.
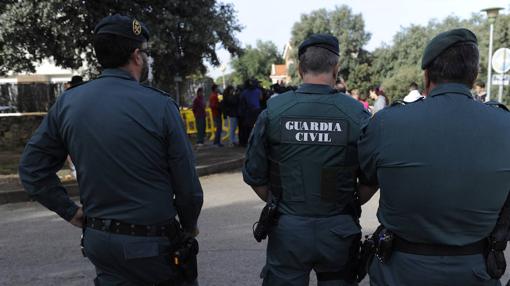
482, 7, 503, 102
220, 64, 227, 90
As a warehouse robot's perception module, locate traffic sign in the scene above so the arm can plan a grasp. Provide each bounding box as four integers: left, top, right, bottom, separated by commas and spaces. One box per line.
492, 48, 510, 74
492, 74, 510, 86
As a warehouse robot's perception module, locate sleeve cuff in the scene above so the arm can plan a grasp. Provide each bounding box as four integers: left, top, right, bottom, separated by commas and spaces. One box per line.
62, 204, 80, 221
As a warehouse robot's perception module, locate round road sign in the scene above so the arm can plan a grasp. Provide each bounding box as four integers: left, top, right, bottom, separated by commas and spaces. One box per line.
492, 48, 510, 74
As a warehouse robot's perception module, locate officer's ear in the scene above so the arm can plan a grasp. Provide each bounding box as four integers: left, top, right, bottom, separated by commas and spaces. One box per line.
298, 65, 304, 79
131, 48, 143, 66
333, 63, 340, 80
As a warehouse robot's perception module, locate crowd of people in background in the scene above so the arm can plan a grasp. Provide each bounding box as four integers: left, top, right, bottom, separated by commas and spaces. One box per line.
191, 79, 293, 147
191, 77, 493, 147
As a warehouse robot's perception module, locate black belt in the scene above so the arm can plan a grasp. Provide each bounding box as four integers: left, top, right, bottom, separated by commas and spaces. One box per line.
85, 217, 180, 238
394, 236, 486, 256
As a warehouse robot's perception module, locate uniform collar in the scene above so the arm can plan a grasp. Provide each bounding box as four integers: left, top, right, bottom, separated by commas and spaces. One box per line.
428, 83, 473, 99
99, 68, 137, 81
296, 83, 336, 95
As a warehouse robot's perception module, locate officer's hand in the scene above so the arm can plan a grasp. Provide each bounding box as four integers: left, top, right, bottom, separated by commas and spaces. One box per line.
69, 207, 84, 228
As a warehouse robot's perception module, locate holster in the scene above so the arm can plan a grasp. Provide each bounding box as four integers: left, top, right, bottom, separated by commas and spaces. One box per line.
253, 202, 280, 242
485, 191, 510, 279
485, 236, 507, 279
252, 157, 282, 243
356, 225, 386, 282
170, 232, 199, 283
356, 234, 375, 282
375, 227, 394, 263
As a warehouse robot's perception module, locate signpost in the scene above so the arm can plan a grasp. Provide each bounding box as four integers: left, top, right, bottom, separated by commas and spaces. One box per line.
174, 75, 183, 107
492, 48, 510, 102
492, 74, 510, 86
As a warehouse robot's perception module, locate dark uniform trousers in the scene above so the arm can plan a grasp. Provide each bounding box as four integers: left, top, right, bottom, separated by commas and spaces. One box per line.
369, 252, 501, 286
262, 214, 359, 286
84, 228, 198, 286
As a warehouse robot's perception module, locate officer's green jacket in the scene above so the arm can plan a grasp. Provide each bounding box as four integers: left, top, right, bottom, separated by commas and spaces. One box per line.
358, 83, 510, 245
243, 83, 370, 217
19, 68, 203, 231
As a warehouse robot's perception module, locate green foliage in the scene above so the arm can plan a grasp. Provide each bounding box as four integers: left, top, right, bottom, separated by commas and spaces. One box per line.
287, 6, 510, 104
0, 0, 242, 91
288, 5, 372, 89
381, 66, 423, 101
371, 14, 510, 103
230, 40, 283, 87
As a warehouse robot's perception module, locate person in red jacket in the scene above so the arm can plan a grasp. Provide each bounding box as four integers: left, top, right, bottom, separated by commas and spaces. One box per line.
209, 84, 223, 147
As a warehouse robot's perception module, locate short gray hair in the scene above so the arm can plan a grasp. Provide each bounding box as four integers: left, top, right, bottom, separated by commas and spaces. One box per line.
298, 46, 339, 75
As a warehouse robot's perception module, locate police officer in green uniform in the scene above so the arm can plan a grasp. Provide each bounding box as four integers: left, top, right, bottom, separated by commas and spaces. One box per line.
19, 15, 203, 285
358, 28, 510, 285
243, 34, 375, 286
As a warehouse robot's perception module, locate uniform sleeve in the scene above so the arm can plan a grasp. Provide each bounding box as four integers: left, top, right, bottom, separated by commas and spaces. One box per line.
164, 100, 204, 232
18, 102, 79, 221
243, 110, 269, 186
358, 114, 381, 186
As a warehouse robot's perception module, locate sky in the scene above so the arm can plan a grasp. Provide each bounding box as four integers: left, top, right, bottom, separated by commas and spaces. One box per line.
206, 0, 509, 79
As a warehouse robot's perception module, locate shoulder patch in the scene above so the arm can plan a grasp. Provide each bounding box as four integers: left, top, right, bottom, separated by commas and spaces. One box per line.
141, 84, 171, 97
485, 100, 509, 112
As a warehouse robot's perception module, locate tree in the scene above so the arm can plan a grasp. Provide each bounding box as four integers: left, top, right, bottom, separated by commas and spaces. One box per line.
230, 40, 283, 87
0, 0, 242, 91
369, 15, 492, 102
288, 5, 372, 90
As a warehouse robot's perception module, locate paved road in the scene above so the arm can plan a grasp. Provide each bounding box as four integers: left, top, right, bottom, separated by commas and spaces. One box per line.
0, 172, 509, 285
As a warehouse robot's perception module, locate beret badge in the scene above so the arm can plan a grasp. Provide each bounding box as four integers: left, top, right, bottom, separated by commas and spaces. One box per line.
132, 19, 142, 36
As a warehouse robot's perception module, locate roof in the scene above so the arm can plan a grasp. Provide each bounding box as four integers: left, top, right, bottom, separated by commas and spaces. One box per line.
271, 64, 287, 77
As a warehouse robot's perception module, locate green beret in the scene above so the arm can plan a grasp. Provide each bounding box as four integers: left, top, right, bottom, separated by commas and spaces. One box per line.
298, 34, 339, 58
421, 28, 477, 69
94, 14, 149, 42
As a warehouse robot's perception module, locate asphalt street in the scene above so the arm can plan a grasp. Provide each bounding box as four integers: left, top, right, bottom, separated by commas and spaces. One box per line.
0, 172, 509, 285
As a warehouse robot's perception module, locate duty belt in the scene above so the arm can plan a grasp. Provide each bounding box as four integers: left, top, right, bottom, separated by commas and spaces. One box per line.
394, 236, 487, 256
85, 217, 180, 238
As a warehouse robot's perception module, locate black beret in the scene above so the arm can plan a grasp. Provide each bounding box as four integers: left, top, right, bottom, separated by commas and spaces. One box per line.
421, 28, 477, 69
94, 14, 149, 42
298, 34, 339, 58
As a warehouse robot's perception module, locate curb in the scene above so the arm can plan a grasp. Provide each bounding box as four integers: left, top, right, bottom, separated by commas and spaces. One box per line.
0, 157, 244, 205
197, 157, 244, 177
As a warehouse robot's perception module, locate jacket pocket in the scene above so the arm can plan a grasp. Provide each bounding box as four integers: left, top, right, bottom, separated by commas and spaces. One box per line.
280, 163, 305, 202
321, 166, 356, 202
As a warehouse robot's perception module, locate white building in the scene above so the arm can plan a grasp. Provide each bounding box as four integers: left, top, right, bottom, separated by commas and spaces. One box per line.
270, 43, 294, 84
0, 58, 83, 84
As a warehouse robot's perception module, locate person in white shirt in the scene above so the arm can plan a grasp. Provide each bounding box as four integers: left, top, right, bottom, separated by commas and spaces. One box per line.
403, 82, 424, 103
369, 85, 387, 113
